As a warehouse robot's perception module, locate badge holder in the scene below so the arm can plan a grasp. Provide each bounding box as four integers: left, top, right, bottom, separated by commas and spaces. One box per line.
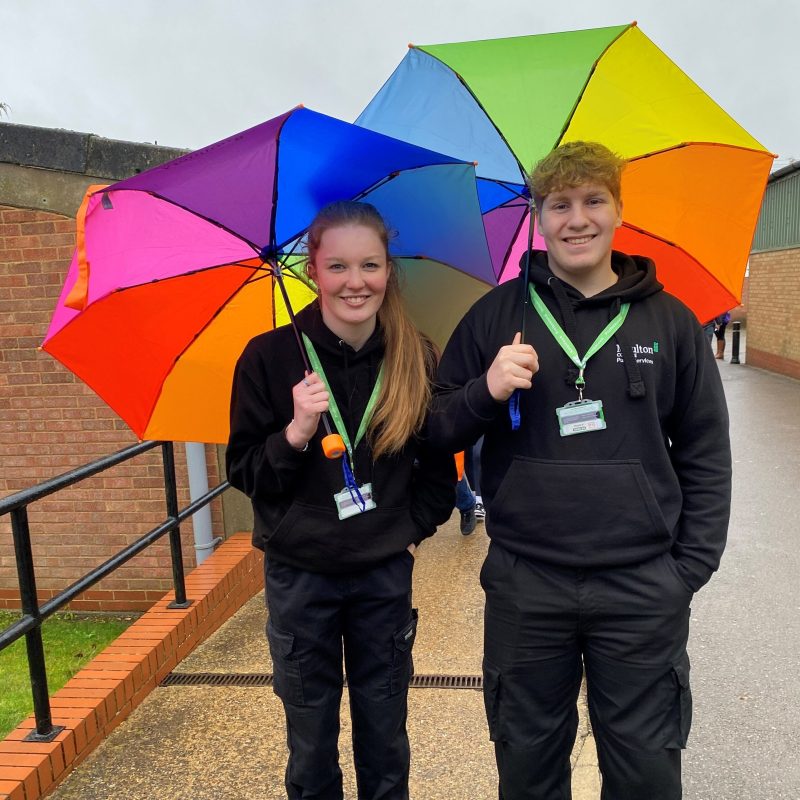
556, 399, 606, 437
333, 457, 377, 520
334, 482, 376, 520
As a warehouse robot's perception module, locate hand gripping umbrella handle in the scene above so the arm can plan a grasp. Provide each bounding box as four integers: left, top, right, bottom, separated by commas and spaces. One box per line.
269, 254, 346, 460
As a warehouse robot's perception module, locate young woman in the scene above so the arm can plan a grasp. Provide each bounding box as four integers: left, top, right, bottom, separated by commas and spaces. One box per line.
226, 201, 455, 800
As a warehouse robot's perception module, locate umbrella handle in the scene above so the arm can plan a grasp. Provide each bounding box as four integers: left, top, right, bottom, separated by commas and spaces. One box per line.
322, 434, 347, 460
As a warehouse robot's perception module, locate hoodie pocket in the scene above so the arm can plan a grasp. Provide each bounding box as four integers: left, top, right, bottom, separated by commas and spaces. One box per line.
490, 457, 671, 564
268, 500, 417, 568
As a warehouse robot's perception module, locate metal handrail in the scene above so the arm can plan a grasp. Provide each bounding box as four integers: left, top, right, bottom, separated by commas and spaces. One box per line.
0, 440, 230, 741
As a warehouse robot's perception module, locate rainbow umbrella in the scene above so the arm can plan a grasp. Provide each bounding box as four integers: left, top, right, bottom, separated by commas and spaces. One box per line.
356, 21, 774, 323
42, 107, 494, 443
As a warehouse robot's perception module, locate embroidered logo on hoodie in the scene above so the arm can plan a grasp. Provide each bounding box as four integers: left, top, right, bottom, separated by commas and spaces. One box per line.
616, 342, 658, 365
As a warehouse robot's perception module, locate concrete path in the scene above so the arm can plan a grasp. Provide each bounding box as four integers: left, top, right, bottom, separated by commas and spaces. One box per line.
45, 511, 597, 800
46, 343, 799, 799
682, 350, 800, 798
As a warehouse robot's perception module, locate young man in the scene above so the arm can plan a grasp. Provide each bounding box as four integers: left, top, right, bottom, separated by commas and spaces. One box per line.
429, 141, 731, 799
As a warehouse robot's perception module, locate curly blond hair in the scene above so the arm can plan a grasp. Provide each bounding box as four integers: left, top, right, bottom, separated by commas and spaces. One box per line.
528, 141, 626, 211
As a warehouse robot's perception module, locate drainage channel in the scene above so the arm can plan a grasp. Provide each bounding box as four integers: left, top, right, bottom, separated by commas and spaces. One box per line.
161, 673, 483, 690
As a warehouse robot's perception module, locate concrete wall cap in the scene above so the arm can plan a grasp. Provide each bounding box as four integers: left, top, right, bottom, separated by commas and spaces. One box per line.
0, 121, 188, 181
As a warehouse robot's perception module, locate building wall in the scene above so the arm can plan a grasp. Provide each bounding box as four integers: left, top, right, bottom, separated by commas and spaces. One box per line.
746, 247, 800, 380
748, 162, 800, 381
0, 126, 237, 611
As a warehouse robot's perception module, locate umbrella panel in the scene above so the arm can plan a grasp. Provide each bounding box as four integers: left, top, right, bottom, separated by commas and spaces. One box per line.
396, 257, 491, 351
44, 264, 259, 440
564, 26, 765, 156
419, 24, 629, 171
622, 144, 773, 299
146, 269, 316, 443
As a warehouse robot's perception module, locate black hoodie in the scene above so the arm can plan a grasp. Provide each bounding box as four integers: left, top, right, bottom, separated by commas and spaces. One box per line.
429, 251, 731, 592
226, 301, 456, 573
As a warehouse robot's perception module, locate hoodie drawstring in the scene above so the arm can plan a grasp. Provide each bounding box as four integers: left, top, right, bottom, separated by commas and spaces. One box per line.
610, 297, 646, 398
546, 279, 646, 399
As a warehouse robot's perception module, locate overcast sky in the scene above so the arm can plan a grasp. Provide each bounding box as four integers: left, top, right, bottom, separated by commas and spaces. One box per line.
1, 0, 796, 170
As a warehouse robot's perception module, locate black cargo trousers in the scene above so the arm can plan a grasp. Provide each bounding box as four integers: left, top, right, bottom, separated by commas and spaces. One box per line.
265, 551, 418, 800
481, 542, 693, 800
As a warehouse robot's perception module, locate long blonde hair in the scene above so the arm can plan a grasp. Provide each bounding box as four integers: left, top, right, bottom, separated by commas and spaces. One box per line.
305, 201, 434, 458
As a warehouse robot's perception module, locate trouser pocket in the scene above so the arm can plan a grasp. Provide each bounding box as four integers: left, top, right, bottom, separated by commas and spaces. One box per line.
668, 653, 693, 749
389, 608, 418, 696
482, 661, 503, 742
267, 619, 305, 705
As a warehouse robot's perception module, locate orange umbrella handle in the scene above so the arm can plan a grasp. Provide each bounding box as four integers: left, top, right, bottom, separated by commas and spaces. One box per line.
322, 433, 346, 460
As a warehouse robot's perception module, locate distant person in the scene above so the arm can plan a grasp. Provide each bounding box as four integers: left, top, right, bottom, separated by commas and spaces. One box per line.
703, 319, 716, 346
465, 437, 485, 520
428, 141, 731, 799
456, 470, 477, 535
226, 201, 455, 800
714, 310, 732, 360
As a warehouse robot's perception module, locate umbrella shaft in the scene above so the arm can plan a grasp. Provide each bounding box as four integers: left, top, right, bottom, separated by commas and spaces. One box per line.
273, 264, 334, 438
520, 210, 535, 343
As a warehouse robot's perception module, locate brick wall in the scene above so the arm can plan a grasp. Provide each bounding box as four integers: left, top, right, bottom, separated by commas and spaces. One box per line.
746, 247, 800, 380
1, 205, 225, 611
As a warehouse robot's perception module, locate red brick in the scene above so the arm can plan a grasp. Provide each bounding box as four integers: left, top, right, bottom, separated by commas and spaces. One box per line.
0, 779, 25, 800
0, 753, 53, 795
0, 766, 37, 799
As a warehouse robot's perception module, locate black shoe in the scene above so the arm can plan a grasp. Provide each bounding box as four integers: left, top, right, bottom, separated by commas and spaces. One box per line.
460, 508, 476, 535
474, 502, 485, 520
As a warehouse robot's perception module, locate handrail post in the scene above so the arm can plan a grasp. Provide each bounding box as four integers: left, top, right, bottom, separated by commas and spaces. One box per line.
11, 507, 64, 742
162, 442, 192, 609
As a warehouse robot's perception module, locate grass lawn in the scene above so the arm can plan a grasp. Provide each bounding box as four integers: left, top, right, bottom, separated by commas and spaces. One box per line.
0, 610, 134, 739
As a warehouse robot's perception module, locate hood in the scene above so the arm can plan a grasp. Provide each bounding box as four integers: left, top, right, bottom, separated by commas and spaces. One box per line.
293, 300, 385, 443
521, 250, 661, 400
294, 300, 385, 363
524, 249, 663, 306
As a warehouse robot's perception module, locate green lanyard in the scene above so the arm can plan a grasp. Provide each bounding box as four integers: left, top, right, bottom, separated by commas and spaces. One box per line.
528, 284, 629, 400
302, 333, 384, 475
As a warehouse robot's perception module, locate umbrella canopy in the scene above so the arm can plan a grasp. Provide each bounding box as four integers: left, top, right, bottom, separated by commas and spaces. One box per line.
356, 22, 774, 323
43, 107, 494, 443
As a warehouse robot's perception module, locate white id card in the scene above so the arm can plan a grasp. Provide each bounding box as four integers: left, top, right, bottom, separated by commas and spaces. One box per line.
556, 399, 606, 437
334, 482, 377, 520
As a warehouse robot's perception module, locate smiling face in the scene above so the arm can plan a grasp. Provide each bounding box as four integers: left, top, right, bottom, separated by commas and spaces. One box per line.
308, 223, 390, 349
537, 182, 623, 295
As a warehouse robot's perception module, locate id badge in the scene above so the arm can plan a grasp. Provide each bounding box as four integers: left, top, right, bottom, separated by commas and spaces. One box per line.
334, 482, 377, 520
556, 399, 606, 437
